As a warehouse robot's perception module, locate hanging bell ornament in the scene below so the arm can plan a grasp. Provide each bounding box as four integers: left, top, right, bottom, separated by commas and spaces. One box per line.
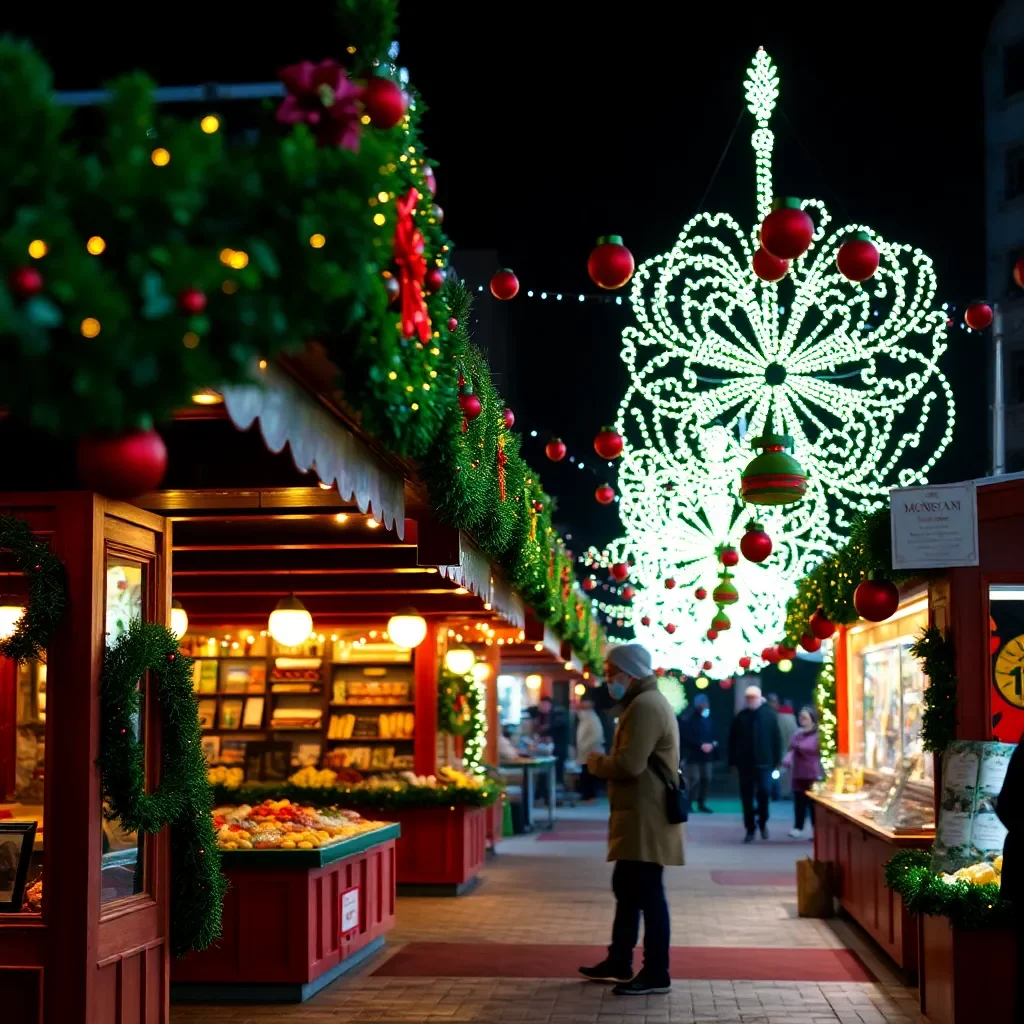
740, 433, 807, 506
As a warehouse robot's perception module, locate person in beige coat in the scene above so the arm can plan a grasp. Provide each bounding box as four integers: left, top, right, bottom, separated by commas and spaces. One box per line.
579, 643, 683, 997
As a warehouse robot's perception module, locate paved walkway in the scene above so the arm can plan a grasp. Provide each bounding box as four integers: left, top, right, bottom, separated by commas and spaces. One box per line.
173, 800, 926, 1023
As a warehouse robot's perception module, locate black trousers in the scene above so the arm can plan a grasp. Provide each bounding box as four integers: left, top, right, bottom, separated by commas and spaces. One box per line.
683, 760, 712, 808
608, 860, 670, 977
579, 765, 600, 800
738, 768, 772, 833
793, 789, 815, 830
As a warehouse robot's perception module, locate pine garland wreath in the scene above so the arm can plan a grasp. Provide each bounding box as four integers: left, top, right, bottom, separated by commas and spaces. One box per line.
814, 644, 838, 771
0, 514, 66, 662
437, 666, 479, 739
211, 779, 501, 809
911, 626, 958, 753
98, 620, 226, 955
884, 848, 1009, 930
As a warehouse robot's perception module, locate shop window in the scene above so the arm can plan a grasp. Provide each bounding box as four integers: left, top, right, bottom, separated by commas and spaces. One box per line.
1007, 145, 1024, 201
1006, 40, 1024, 98
99, 554, 146, 905
988, 585, 1024, 743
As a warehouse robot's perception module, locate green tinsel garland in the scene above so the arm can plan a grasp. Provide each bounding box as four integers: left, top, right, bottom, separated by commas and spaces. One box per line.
813, 643, 838, 771
911, 626, 958, 753
211, 780, 501, 810
0, 514, 66, 662
97, 621, 226, 956
437, 667, 480, 739
884, 848, 1011, 930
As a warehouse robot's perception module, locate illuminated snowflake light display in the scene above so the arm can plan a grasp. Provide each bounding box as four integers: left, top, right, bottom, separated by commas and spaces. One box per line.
591, 48, 954, 675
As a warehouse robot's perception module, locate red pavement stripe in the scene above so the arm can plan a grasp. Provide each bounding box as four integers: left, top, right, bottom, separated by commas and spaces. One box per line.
374, 943, 873, 982
710, 870, 795, 886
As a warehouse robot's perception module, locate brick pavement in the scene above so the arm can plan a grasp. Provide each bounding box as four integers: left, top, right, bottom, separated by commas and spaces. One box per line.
172, 803, 927, 1024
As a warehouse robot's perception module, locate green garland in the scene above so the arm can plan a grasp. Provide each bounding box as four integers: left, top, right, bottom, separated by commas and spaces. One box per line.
911, 626, 958, 753
211, 780, 501, 810
97, 621, 226, 956
0, 514, 66, 662
813, 643, 838, 771
884, 848, 1010, 930
437, 667, 479, 738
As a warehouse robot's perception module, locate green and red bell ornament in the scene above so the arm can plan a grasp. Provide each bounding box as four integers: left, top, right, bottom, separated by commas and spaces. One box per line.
711, 609, 731, 631
712, 572, 738, 606
740, 433, 807, 506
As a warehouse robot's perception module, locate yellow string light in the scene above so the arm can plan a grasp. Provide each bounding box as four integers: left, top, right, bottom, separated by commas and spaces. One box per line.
200, 115, 220, 134
28, 239, 47, 259
80, 318, 101, 338
151, 148, 171, 166
309, 233, 326, 248
372, 213, 386, 226
86, 236, 106, 255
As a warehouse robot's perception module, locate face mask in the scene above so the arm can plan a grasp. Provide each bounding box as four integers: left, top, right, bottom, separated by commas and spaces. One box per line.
607, 672, 629, 700
701, 708, 710, 718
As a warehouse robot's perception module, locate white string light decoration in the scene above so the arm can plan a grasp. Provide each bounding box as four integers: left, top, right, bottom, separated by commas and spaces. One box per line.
589, 48, 954, 675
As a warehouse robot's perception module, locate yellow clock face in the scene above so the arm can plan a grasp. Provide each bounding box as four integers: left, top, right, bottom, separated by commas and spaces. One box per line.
994, 634, 1024, 709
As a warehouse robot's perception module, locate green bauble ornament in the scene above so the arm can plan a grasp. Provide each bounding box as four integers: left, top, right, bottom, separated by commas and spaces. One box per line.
712, 572, 739, 606
711, 608, 732, 631
740, 433, 807, 506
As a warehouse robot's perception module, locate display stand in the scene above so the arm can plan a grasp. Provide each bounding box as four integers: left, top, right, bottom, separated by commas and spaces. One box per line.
171, 826, 399, 1002
387, 806, 486, 895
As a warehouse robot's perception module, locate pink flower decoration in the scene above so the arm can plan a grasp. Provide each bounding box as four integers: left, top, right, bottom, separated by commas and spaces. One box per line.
276, 59, 364, 151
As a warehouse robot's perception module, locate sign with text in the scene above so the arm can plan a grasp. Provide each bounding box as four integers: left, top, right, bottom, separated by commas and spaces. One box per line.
890, 482, 979, 570
340, 887, 359, 937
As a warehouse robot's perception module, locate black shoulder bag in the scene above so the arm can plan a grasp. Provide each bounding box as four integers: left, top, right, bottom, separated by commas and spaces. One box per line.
648, 753, 690, 824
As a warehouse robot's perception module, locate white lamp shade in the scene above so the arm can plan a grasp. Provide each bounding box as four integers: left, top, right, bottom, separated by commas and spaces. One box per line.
169, 599, 189, 640
0, 604, 25, 641
387, 611, 427, 649
525, 673, 542, 690
268, 594, 313, 647
445, 644, 476, 675
472, 661, 492, 682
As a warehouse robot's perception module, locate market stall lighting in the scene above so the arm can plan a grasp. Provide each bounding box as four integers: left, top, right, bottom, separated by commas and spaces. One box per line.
590, 47, 953, 677
445, 644, 475, 675
778, 659, 793, 673
472, 662, 492, 682
200, 114, 220, 133
525, 673, 542, 691
695, 676, 710, 689
0, 604, 26, 641
365, 518, 380, 529
386, 609, 427, 650
191, 388, 223, 405
169, 599, 188, 640
267, 594, 313, 647
574, 683, 586, 696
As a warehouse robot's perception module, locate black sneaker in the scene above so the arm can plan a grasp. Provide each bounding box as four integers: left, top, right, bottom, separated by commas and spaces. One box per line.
743, 832, 755, 843
760, 826, 770, 840
613, 972, 671, 995
579, 959, 633, 982
697, 805, 714, 813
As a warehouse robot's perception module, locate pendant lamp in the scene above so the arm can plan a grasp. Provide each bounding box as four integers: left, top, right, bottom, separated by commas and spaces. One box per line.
170, 599, 189, 640
268, 593, 313, 647
387, 608, 428, 650
445, 644, 475, 675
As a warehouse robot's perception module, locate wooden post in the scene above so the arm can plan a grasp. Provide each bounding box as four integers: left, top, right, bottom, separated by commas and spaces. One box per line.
413, 623, 440, 777
835, 624, 850, 755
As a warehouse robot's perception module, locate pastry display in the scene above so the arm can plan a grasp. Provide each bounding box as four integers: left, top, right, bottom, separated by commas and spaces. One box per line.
211, 799, 388, 851
941, 855, 1002, 888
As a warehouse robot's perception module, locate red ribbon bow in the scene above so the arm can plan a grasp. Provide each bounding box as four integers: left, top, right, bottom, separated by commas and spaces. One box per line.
393, 188, 431, 344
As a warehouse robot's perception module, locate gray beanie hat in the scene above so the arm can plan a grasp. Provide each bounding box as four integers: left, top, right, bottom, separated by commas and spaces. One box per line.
606, 643, 654, 681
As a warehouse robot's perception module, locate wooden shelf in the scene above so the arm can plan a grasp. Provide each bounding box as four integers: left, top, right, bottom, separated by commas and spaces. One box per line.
326, 736, 413, 743
329, 702, 414, 709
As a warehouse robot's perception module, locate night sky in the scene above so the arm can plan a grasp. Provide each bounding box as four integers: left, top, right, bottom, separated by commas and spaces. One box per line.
5, 0, 1001, 555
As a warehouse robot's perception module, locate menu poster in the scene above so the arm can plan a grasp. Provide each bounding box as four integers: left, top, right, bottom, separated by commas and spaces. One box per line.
931, 740, 1016, 874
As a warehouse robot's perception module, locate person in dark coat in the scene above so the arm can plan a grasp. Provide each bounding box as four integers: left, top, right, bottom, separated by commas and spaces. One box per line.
728, 684, 782, 842
678, 693, 716, 812
995, 737, 1023, 1021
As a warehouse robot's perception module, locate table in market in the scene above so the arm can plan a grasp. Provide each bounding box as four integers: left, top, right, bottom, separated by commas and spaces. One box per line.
499, 756, 556, 831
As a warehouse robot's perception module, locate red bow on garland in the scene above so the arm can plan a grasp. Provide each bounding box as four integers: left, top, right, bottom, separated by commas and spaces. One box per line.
393, 188, 431, 344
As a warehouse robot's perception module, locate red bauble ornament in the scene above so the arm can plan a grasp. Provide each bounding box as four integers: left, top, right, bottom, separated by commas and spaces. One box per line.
178, 287, 207, 314
720, 677, 734, 690
595, 484, 615, 505
459, 391, 482, 420
664, 623, 676, 635
587, 234, 635, 290
765, 647, 781, 664
447, 317, 458, 331
490, 268, 519, 300
582, 577, 596, 592
740, 522, 772, 563
837, 232, 880, 282
9, 266, 43, 298
664, 577, 677, 590
702, 660, 713, 671
640, 615, 651, 627
1014, 257, 1024, 289
707, 628, 718, 641
503, 408, 515, 429
965, 302, 993, 330
761, 646, 775, 662
759, 198, 814, 260
545, 438, 567, 462
609, 562, 629, 582
695, 587, 707, 600
778, 645, 796, 660
593, 426, 624, 460
362, 76, 407, 129
384, 275, 401, 303
532, 500, 544, 512
854, 576, 900, 622
752, 247, 789, 282
77, 429, 168, 499
738, 656, 751, 670
621, 585, 635, 600
799, 634, 822, 653
809, 607, 836, 639
719, 545, 739, 567
424, 267, 446, 293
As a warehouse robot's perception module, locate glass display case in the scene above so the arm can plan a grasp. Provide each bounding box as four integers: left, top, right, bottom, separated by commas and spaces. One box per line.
818, 753, 935, 834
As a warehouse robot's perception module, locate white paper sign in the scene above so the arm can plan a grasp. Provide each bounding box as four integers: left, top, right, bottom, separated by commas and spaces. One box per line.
890, 482, 979, 570
341, 888, 359, 935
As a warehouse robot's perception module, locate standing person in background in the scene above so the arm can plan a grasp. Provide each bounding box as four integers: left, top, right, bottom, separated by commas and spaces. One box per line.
580, 643, 684, 996
783, 706, 822, 838
537, 695, 569, 804
728, 685, 782, 842
995, 736, 1023, 1022
678, 694, 716, 812
575, 690, 605, 802
775, 701, 798, 799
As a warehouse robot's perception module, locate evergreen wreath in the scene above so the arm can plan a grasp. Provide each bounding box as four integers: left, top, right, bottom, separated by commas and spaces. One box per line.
437, 667, 480, 739
0, 513, 66, 662
97, 620, 226, 955
911, 626, 958, 753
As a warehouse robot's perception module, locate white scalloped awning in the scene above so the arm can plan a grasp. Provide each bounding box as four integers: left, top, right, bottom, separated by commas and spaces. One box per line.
221, 369, 406, 538
437, 536, 525, 629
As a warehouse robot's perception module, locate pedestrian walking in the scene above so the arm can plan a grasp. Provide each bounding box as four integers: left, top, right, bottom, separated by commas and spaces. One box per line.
678, 693, 716, 812
995, 736, 1023, 1022
728, 684, 782, 842
782, 706, 822, 838
574, 690, 605, 802
579, 643, 684, 996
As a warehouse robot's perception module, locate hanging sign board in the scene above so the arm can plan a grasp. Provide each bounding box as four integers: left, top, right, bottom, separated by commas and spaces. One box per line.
889, 482, 979, 570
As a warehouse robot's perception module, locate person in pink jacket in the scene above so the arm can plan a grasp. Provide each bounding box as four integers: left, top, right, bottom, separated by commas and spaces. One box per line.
782, 706, 822, 838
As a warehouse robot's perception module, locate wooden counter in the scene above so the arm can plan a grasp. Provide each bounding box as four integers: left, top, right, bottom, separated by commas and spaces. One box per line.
810, 794, 933, 975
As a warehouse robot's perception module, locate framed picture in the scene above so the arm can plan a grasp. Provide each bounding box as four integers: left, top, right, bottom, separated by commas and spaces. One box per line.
201, 736, 221, 764
0, 821, 37, 911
